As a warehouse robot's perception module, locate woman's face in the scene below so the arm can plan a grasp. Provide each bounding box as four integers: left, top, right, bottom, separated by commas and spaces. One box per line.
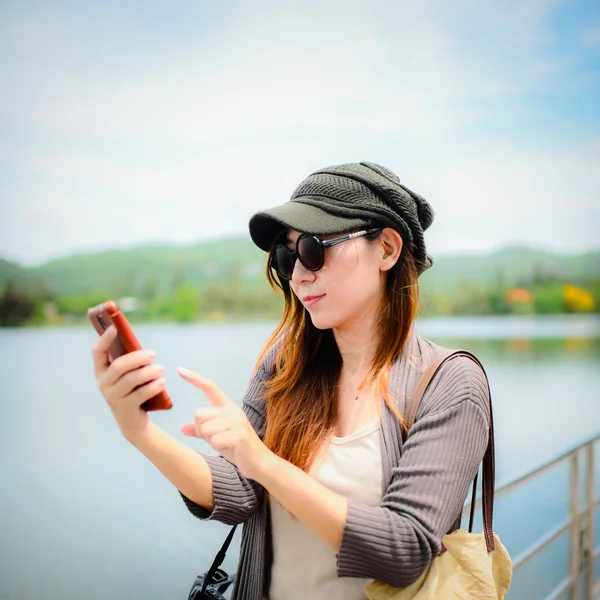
285, 229, 388, 331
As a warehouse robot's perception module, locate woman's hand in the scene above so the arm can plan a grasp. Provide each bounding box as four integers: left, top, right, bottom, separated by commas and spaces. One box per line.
178, 367, 275, 482
92, 325, 166, 441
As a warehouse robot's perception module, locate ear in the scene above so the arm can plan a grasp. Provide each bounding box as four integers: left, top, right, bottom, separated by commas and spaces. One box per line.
379, 228, 403, 272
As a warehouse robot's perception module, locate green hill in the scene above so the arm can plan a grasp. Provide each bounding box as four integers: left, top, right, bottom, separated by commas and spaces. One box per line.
2, 237, 599, 299
420, 246, 600, 293
13, 238, 267, 298
0, 258, 23, 288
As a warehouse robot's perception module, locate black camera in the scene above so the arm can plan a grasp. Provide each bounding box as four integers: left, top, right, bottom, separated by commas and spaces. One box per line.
187, 568, 235, 600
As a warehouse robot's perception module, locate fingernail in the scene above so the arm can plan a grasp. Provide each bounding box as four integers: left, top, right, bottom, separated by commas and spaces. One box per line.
147, 350, 157, 359
156, 364, 166, 373
178, 367, 190, 375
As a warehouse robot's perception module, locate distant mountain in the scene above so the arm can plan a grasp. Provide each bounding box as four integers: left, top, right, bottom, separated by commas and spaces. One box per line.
0, 258, 24, 289
10, 239, 267, 298
2, 237, 599, 298
419, 246, 600, 293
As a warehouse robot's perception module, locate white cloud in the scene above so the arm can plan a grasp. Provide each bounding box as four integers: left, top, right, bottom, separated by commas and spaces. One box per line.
21, 1, 567, 144
0, 0, 598, 264
5, 132, 597, 265
419, 136, 600, 255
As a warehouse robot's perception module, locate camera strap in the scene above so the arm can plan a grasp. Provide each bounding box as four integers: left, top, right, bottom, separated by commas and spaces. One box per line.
200, 525, 238, 595
199, 357, 276, 595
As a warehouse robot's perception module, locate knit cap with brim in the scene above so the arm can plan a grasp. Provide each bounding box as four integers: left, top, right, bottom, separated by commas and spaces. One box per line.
248, 162, 435, 275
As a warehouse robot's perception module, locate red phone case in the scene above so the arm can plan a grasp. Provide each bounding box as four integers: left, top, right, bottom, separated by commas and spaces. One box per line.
87, 300, 172, 411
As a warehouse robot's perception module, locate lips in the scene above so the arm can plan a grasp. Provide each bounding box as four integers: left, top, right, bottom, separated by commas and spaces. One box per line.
303, 294, 325, 307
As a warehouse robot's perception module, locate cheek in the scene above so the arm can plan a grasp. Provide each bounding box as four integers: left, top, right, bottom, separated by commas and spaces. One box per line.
326, 252, 381, 306
343, 269, 380, 306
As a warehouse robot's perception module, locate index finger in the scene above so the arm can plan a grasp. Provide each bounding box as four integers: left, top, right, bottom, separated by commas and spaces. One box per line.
177, 367, 232, 408
91, 325, 118, 373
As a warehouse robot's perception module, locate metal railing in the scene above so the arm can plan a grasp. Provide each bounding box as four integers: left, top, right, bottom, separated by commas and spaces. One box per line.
462, 432, 600, 600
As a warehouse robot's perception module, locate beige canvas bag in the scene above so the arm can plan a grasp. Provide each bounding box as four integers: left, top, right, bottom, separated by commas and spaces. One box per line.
365, 350, 512, 600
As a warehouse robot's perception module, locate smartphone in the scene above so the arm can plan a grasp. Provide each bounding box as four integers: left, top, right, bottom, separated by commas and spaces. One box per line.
88, 300, 173, 411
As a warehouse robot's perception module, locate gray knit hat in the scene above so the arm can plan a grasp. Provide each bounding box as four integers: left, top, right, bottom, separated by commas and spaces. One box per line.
248, 162, 435, 274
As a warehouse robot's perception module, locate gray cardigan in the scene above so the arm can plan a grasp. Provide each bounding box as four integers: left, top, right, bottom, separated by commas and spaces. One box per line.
180, 329, 490, 600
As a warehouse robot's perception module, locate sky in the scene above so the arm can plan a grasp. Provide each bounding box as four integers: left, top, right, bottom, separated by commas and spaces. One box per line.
1, 0, 599, 266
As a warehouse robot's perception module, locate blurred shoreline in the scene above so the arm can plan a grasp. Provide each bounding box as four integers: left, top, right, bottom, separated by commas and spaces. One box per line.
1, 241, 598, 327
4, 313, 600, 342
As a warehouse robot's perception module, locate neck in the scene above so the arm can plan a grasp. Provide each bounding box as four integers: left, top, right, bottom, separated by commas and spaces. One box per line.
333, 304, 380, 377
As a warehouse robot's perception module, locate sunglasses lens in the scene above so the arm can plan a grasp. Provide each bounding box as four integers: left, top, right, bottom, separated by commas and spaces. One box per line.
298, 235, 324, 270
274, 246, 295, 279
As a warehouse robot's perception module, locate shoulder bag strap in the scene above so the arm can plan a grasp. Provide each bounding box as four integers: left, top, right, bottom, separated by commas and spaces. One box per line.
402, 350, 496, 552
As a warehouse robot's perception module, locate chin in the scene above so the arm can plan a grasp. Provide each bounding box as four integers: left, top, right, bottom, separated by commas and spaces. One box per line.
306, 309, 344, 331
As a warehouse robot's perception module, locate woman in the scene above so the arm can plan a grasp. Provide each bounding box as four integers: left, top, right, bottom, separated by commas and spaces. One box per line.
92, 162, 490, 600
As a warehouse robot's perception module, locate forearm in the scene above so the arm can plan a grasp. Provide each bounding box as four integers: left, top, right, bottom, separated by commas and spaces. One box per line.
128, 421, 214, 510
258, 453, 348, 552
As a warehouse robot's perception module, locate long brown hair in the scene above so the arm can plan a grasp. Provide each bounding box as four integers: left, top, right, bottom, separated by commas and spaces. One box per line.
255, 229, 420, 472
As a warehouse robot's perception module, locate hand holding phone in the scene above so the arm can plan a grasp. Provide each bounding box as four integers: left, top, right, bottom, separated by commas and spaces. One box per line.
88, 301, 172, 411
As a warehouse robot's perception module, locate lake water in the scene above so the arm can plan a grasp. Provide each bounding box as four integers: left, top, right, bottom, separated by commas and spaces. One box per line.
0, 315, 599, 600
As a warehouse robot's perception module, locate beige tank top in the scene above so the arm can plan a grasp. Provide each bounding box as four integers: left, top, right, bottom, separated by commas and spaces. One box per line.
267, 421, 383, 600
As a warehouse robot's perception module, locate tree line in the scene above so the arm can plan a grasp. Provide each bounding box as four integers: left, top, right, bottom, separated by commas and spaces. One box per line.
0, 272, 598, 327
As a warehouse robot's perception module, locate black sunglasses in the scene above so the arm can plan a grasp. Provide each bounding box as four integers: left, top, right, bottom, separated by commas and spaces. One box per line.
271, 229, 382, 281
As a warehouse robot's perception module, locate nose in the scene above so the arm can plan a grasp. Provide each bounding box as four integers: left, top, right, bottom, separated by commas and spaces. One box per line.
290, 257, 317, 285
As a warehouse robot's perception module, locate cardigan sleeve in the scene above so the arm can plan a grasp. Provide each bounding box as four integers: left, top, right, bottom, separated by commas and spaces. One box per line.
336, 356, 491, 587
179, 350, 274, 526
